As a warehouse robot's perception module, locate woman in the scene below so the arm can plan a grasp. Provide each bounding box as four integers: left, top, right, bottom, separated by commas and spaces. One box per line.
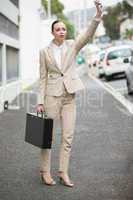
37, 0, 102, 187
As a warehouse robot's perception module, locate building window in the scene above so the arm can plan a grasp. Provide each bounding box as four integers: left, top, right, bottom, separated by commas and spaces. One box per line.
0, 13, 19, 39
9, 0, 19, 8
6, 46, 19, 82
0, 44, 2, 85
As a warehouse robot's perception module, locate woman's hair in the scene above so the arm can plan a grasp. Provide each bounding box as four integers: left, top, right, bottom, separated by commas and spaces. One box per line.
51, 20, 62, 32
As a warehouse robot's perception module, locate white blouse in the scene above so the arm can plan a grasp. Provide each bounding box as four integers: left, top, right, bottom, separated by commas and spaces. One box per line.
52, 42, 66, 70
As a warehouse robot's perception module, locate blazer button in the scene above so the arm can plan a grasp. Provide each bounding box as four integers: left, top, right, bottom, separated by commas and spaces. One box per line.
61, 73, 63, 76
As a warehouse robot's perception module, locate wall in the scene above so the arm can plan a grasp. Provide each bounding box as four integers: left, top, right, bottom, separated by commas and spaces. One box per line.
0, 0, 20, 112
19, 0, 42, 89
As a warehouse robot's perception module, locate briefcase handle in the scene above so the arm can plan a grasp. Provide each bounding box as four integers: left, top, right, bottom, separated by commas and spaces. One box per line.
37, 111, 48, 118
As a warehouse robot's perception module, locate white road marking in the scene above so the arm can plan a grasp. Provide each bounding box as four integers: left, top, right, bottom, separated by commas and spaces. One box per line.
89, 73, 133, 115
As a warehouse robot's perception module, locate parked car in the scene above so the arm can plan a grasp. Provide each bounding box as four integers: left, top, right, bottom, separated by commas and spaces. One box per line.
95, 35, 112, 49
96, 50, 106, 78
125, 51, 133, 94
86, 44, 101, 68
102, 45, 132, 81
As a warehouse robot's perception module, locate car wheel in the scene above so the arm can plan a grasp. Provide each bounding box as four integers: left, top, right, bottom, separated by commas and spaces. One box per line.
98, 74, 103, 78
105, 75, 112, 81
127, 78, 133, 95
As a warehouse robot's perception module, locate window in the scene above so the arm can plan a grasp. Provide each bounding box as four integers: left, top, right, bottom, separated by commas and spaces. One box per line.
6, 46, 19, 82
9, 0, 19, 8
108, 48, 132, 60
0, 44, 2, 85
0, 13, 19, 39
108, 51, 119, 60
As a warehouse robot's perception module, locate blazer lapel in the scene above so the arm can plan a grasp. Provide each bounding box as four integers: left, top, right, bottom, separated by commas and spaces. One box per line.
61, 41, 73, 73
47, 43, 61, 72
60, 41, 68, 70
47, 41, 72, 73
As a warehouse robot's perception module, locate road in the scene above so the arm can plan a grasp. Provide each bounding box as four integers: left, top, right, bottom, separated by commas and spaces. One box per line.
102, 77, 133, 103
89, 68, 133, 114
1, 72, 133, 200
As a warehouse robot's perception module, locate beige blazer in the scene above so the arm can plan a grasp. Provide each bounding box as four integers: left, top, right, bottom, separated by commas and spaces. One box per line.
38, 18, 100, 104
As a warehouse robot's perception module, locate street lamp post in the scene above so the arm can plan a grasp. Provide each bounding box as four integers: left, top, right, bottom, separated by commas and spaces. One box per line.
48, 0, 51, 19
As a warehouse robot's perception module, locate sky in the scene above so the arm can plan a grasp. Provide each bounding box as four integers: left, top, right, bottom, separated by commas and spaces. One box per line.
60, 0, 123, 11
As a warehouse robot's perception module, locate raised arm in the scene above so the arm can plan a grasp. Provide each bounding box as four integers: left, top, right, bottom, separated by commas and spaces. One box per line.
74, 0, 102, 53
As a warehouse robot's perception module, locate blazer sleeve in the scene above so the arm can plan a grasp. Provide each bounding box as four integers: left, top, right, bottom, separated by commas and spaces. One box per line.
74, 17, 101, 53
37, 49, 48, 104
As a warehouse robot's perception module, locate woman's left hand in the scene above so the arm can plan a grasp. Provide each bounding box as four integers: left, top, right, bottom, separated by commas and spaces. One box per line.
94, 0, 103, 18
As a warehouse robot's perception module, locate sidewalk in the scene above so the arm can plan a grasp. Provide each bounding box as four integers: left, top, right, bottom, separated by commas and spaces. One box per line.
0, 75, 133, 200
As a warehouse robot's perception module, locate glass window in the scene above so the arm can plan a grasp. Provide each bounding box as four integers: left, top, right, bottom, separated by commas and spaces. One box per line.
0, 44, 2, 85
108, 51, 119, 60
108, 48, 132, 60
9, 0, 19, 8
6, 46, 19, 82
0, 13, 19, 40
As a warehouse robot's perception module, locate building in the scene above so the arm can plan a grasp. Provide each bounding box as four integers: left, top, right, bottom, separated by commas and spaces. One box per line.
19, 0, 42, 89
66, 8, 106, 38
0, 0, 57, 112
66, 8, 95, 34
0, 0, 20, 112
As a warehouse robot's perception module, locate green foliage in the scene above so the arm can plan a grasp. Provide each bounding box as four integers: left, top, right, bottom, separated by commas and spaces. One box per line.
124, 28, 133, 39
42, 0, 64, 15
41, 0, 75, 39
103, 0, 133, 40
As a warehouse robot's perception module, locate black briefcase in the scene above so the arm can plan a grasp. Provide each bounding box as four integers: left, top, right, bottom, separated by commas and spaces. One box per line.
25, 112, 53, 149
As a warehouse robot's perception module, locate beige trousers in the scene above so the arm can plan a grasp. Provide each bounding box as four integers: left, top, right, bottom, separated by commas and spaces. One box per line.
40, 91, 76, 173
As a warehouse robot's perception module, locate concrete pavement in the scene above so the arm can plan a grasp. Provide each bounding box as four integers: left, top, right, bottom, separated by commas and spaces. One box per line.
0, 74, 133, 200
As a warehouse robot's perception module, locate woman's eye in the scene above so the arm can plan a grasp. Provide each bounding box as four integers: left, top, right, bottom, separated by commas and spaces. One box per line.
56, 28, 60, 31
55, 28, 66, 32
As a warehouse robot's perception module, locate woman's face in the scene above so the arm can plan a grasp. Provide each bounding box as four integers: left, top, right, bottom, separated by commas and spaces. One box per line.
52, 22, 67, 42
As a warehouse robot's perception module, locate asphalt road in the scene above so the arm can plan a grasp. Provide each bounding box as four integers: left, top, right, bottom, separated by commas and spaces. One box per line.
100, 75, 133, 103
0, 74, 133, 200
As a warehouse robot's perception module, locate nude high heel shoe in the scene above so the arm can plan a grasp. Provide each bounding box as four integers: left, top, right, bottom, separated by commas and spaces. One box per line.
58, 172, 74, 187
40, 171, 56, 186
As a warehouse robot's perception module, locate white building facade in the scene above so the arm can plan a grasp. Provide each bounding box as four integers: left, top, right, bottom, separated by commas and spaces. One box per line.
19, 0, 42, 89
0, 0, 20, 112
0, 0, 56, 112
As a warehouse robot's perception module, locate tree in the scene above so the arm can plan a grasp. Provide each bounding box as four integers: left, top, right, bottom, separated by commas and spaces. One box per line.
103, 0, 133, 40
125, 28, 133, 39
41, 0, 75, 39
42, 0, 64, 16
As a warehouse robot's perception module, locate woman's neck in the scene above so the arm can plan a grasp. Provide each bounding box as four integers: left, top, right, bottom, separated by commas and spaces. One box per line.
53, 39, 64, 46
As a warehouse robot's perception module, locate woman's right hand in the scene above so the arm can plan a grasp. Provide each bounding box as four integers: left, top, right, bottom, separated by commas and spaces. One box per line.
36, 104, 45, 113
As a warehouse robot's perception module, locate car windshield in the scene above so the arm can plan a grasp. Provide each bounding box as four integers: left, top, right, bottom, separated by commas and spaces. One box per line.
108, 48, 132, 60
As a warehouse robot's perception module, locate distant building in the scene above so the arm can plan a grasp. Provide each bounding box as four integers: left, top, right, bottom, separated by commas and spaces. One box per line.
66, 8, 105, 39
0, 0, 57, 112
66, 8, 95, 34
